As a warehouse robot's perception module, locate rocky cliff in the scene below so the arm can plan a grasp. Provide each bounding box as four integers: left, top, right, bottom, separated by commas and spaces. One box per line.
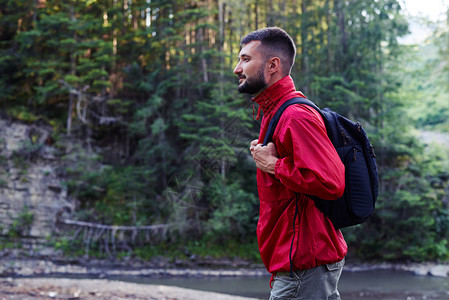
0, 117, 74, 242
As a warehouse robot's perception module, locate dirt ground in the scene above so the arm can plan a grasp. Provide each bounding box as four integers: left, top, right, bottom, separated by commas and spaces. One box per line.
0, 278, 260, 300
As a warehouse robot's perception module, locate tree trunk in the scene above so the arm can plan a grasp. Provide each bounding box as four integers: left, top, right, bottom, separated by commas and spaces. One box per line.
67, 4, 77, 135
198, 27, 208, 83
254, 0, 259, 30
300, 0, 310, 94
219, 0, 226, 179
326, 0, 333, 73
266, 0, 274, 26
334, 0, 347, 72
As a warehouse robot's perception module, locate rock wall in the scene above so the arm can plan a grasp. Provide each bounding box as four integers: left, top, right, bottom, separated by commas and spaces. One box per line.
0, 118, 73, 241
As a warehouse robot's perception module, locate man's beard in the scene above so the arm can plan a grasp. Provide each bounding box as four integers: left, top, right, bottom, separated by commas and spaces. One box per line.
237, 67, 266, 94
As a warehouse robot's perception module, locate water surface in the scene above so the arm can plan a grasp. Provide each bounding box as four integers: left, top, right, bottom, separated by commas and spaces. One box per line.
112, 269, 449, 299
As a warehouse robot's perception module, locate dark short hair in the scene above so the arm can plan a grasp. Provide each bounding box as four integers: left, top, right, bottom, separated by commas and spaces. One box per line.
241, 27, 296, 75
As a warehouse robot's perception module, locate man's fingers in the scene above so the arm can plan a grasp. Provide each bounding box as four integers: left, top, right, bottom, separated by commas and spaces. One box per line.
264, 142, 279, 157
250, 139, 260, 153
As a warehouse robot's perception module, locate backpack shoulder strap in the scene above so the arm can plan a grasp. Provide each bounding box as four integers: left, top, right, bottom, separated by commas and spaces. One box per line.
262, 97, 322, 146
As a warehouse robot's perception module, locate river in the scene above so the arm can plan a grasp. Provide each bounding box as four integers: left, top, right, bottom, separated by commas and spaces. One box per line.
110, 269, 449, 299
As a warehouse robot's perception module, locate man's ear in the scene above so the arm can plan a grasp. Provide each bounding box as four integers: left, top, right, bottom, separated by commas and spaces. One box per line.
268, 57, 281, 74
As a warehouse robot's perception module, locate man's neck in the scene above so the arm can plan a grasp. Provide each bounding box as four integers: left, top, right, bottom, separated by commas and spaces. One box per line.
254, 73, 287, 97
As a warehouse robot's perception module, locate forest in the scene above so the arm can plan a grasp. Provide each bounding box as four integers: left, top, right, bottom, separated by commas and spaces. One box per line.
0, 0, 448, 263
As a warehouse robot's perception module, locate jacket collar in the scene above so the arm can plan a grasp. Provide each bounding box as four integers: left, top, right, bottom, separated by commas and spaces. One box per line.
252, 75, 297, 120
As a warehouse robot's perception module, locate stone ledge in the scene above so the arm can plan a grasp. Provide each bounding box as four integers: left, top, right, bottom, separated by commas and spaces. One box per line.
0, 257, 268, 278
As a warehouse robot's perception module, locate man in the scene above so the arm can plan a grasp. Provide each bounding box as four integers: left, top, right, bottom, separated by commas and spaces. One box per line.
234, 27, 347, 299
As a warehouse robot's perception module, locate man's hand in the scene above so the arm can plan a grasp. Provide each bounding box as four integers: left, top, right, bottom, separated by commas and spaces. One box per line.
249, 139, 279, 175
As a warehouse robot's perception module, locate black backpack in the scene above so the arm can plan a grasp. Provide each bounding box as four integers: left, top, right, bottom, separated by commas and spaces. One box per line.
263, 97, 379, 229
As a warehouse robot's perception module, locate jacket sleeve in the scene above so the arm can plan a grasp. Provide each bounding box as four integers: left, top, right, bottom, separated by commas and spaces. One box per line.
273, 107, 345, 200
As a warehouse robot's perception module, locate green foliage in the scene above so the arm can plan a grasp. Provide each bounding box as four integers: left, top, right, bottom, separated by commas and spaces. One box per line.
54, 237, 81, 257
184, 237, 261, 261
6, 106, 40, 123
93, 165, 167, 225
8, 206, 34, 238
51, 233, 261, 262
133, 238, 261, 262
53, 236, 98, 258
64, 149, 168, 225
204, 177, 258, 242
63, 144, 103, 201
133, 243, 184, 261
397, 39, 449, 132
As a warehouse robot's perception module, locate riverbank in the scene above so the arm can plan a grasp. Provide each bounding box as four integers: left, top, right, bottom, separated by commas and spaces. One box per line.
1, 255, 448, 278
1, 255, 449, 300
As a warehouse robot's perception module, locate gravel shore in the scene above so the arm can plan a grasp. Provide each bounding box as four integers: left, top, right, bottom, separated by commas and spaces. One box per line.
0, 277, 260, 300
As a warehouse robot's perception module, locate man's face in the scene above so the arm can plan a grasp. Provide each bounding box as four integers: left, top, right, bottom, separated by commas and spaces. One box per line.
233, 40, 267, 94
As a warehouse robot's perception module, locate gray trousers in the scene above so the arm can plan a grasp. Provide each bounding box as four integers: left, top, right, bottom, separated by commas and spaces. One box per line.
269, 258, 345, 300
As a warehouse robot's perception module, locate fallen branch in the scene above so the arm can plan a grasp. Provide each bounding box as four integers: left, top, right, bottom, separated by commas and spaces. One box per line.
59, 219, 173, 257
61, 219, 172, 231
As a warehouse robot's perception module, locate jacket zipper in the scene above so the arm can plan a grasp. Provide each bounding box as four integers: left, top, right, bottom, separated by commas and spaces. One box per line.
289, 197, 300, 277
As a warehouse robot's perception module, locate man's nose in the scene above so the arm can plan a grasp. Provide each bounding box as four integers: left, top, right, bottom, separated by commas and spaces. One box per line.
233, 63, 242, 75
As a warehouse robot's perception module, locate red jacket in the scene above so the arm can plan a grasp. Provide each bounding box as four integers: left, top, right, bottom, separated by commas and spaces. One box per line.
253, 76, 347, 274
